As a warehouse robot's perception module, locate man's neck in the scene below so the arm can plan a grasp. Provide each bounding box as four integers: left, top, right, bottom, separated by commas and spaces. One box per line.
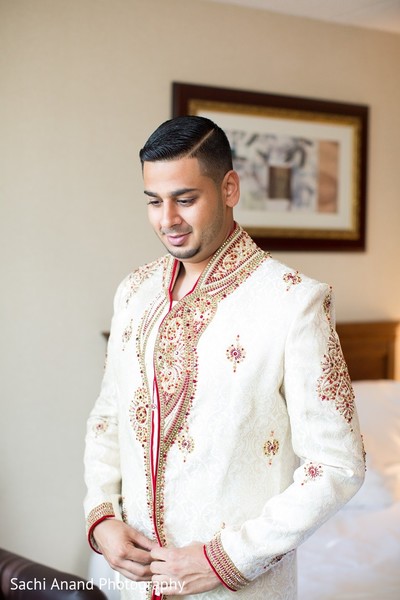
170, 222, 237, 301
171, 261, 205, 301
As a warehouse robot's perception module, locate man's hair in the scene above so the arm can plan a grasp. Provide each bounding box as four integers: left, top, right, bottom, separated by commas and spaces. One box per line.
139, 115, 233, 184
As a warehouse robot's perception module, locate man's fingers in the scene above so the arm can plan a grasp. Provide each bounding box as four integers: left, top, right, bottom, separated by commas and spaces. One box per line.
131, 530, 158, 552
150, 559, 170, 576
119, 562, 152, 582
108, 554, 153, 581
124, 545, 154, 566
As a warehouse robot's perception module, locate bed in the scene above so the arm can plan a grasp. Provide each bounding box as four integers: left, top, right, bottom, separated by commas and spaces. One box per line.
298, 320, 400, 600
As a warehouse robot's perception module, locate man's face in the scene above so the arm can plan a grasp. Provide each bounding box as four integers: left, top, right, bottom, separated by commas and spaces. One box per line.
143, 157, 237, 267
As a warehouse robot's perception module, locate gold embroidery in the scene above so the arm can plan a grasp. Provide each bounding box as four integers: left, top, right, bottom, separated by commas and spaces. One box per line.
323, 288, 333, 323
176, 424, 195, 460
86, 502, 115, 533
301, 462, 324, 485
123, 259, 162, 307
92, 418, 109, 437
226, 335, 246, 373
283, 270, 302, 291
317, 329, 355, 424
122, 319, 133, 351
121, 498, 128, 523
205, 533, 250, 591
129, 387, 151, 446
263, 431, 280, 465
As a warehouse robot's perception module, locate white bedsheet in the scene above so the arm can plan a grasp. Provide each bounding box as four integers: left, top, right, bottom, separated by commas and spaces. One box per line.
297, 501, 400, 600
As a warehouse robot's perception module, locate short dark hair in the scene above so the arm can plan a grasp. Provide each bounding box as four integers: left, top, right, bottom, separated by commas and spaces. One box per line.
139, 115, 233, 184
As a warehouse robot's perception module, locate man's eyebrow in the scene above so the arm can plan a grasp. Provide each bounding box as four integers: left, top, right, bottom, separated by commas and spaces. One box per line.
144, 187, 199, 198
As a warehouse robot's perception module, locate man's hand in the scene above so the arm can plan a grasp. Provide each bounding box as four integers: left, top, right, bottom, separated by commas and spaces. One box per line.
93, 519, 158, 581
150, 542, 220, 596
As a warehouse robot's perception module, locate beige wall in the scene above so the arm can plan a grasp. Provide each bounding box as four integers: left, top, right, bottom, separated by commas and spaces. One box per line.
1, 0, 399, 577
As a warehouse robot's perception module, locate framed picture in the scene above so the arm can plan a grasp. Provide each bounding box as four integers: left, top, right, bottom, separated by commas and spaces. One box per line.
172, 82, 368, 251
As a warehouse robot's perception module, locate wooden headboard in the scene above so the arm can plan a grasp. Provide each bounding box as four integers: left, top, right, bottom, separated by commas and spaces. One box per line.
336, 321, 399, 381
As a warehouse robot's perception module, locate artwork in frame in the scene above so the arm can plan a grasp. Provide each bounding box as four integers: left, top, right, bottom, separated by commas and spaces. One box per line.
172, 82, 368, 251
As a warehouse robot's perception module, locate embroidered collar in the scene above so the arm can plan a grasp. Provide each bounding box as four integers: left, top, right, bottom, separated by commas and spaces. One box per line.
162, 225, 267, 296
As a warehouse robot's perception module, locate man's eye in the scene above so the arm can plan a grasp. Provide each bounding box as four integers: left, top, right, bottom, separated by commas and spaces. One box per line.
147, 199, 162, 206
178, 198, 195, 205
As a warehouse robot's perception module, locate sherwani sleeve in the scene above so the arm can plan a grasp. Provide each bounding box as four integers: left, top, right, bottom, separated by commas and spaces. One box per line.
83, 281, 125, 552
204, 283, 365, 591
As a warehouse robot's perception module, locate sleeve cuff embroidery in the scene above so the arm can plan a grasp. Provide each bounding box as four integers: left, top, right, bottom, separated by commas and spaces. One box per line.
86, 502, 115, 553
204, 534, 250, 592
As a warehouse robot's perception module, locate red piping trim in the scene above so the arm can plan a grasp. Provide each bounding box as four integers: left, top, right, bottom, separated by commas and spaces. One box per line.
87, 515, 115, 554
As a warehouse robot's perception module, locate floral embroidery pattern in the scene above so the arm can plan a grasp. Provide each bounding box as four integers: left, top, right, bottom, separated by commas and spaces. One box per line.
92, 418, 109, 437
123, 259, 162, 307
263, 431, 280, 465
157, 315, 187, 398
323, 289, 333, 323
317, 329, 355, 424
301, 462, 324, 485
206, 233, 265, 284
283, 271, 302, 291
122, 319, 133, 351
176, 424, 195, 461
226, 335, 246, 373
129, 387, 150, 446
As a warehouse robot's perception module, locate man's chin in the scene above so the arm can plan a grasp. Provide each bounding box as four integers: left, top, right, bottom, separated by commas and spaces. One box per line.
166, 246, 200, 260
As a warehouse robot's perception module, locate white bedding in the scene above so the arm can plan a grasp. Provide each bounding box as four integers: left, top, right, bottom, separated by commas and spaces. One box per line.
298, 380, 400, 600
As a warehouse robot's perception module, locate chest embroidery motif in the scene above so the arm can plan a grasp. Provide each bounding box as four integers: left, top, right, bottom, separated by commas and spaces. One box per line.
263, 430, 280, 466
226, 335, 246, 373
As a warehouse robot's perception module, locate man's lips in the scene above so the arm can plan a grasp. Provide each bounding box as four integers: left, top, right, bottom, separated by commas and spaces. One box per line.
164, 232, 190, 246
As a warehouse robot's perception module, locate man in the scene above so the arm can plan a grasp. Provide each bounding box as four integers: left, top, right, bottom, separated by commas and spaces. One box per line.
84, 116, 365, 600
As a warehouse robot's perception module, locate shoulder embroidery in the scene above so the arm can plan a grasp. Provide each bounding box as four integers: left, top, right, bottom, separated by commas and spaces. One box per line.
323, 288, 333, 323
283, 270, 302, 291
123, 258, 162, 307
317, 290, 355, 425
226, 335, 246, 373
317, 329, 355, 424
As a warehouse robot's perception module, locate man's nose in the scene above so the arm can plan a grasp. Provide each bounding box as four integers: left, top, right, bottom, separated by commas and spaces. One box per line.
160, 202, 181, 229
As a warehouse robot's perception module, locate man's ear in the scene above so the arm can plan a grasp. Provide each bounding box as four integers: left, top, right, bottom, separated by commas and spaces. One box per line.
222, 170, 240, 208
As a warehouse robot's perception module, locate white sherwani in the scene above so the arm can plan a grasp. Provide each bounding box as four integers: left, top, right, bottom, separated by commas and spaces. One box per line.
84, 226, 365, 599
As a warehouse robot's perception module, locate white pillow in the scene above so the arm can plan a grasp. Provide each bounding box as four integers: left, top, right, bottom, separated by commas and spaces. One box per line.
352, 380, 400, 503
